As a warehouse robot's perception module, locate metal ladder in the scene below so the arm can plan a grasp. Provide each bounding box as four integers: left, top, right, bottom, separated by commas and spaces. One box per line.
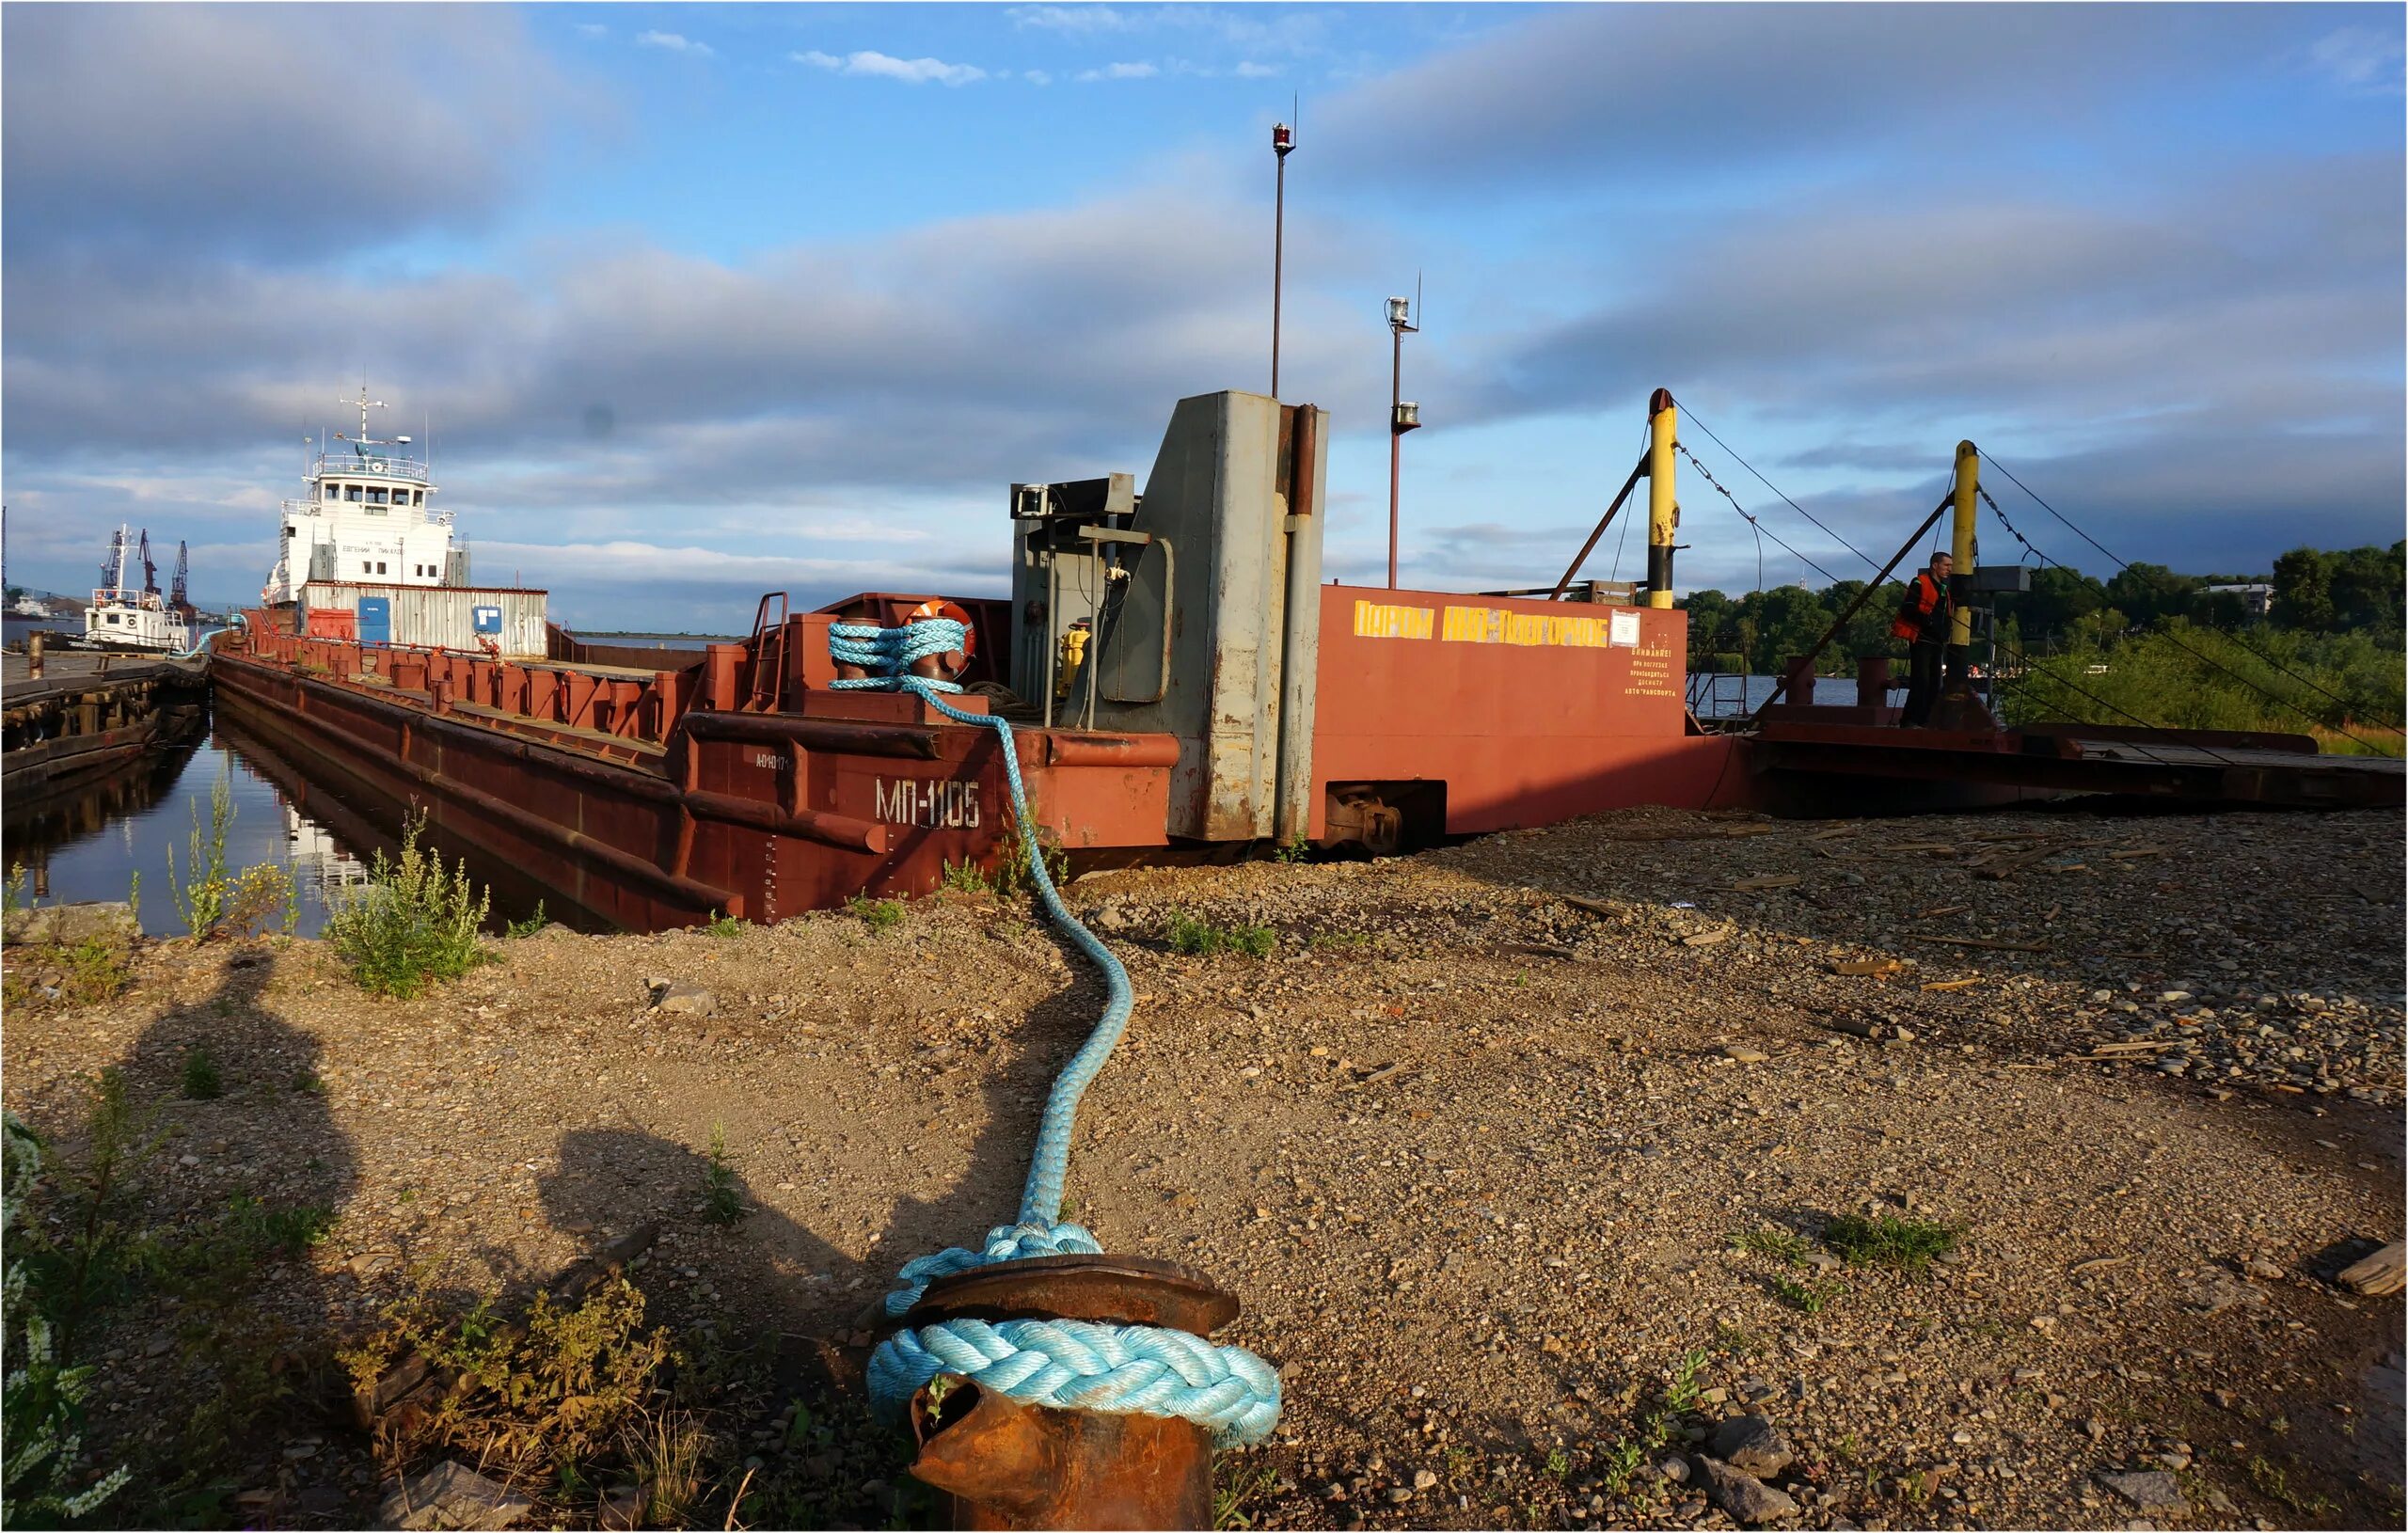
740, 593, 789, 713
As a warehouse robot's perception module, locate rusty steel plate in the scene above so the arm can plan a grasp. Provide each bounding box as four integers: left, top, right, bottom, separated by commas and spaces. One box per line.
904, 1253, 1240, 1335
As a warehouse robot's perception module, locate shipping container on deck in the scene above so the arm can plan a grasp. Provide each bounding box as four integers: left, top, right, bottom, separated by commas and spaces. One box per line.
295, 581, 548, 657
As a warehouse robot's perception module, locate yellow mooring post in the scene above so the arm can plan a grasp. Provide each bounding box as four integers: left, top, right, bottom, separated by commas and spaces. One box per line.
1942, 438, 1981, 705
1647, 387, 1678, 608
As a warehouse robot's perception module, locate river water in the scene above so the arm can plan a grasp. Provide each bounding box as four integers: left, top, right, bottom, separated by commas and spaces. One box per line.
4, 706, 565, 939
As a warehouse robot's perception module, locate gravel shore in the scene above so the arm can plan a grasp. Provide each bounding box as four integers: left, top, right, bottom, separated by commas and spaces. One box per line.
6, 803, 2400, 1529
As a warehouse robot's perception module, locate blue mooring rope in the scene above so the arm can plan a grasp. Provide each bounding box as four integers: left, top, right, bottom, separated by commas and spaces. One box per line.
828, 619, 969, 690
844, 620, 1281, 1446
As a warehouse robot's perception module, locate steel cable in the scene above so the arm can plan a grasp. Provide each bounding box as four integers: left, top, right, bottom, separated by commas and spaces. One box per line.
1668, 397, 1879, 572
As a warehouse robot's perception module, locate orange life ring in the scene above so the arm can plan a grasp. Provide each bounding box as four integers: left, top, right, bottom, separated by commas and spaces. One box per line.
907, 598, 976, 679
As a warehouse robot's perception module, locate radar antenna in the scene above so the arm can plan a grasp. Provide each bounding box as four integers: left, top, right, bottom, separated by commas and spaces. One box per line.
338, 379, 388, 444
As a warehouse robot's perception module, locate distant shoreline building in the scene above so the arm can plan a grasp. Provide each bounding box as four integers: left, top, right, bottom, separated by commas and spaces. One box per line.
2207, 582, 2273, 619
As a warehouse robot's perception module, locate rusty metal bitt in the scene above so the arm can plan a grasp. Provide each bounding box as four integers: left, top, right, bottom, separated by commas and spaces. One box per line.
901, 1254, 1242, 1530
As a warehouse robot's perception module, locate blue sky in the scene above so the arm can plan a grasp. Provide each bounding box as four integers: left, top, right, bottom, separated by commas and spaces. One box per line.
4, 3, 2400, 626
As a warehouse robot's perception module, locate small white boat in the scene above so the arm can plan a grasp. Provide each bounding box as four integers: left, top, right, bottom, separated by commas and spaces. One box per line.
84, 525, 192, 654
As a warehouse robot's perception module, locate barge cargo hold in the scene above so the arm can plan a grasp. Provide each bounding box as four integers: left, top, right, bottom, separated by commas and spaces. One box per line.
212, 387, 2398, 932
214, 390, 1762, 929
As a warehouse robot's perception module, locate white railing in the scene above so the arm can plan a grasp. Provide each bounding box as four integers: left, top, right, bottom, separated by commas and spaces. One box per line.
315, 450, 430, 482
282, 500, 452, 521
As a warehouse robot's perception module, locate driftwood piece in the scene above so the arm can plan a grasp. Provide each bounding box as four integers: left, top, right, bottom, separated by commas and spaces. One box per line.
2078, 1040, 2178, 1061
1909, 934, 2050, 953
2337, 1241, 2404, 1297
1830, 958, 1900, 977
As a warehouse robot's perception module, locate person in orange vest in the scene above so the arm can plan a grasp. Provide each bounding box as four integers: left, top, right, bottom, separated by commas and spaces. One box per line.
1892, 550, 1954, 726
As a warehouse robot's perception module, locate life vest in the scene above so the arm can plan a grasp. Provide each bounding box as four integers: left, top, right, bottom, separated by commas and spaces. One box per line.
1891, 572, 1948, 642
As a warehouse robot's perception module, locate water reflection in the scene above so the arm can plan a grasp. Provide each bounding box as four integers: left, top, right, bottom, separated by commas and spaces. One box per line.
1, 707, 582, 938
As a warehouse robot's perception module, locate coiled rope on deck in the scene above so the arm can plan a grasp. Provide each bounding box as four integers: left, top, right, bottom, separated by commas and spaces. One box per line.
843, 619, 1281, 1446
828, 618, 969, 690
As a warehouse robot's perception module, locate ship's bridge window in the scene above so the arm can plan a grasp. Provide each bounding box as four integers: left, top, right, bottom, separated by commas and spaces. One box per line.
376, 561, 388, 575
413, 490, 425, 505
347, 484, 364, 502
323, 482, 340, 502
368, 487, 387, 506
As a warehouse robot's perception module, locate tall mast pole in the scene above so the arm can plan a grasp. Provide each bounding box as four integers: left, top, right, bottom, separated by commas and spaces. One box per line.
1386, 292, 1419, 589
1271, 114, 1295, 399
1388, 322, 1402, 587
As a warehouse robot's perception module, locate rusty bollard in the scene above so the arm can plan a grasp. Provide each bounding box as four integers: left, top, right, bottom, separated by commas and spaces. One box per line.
25, 629, 43, 680
901, 1253, 1243, 1530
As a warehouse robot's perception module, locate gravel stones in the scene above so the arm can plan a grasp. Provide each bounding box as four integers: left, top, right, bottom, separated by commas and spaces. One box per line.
2095, 1468, 2189, 1515
4, 801, 2400, 1532
646, 979, 716, 1017
1708, 1414, 1795, 1478
2183, 1272, 2271, 1313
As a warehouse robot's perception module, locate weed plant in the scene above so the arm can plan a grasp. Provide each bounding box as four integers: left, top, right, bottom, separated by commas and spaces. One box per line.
341, 1275, 689, 1508
218, 862, 296, 940
702, 1126, 743, 1225
1731, 1226, 1812, 1266
504, 901, 549, 940
1167, 911, 1275, 958
2, 1111, 133, 1524
703, 909, 742, 938
324, 814, 492, 998
1820, 1213, 1959, 1274
847, 894, 905, 933
164, 768, 234, 938
1771, 1274, 1846, 1314
992, 813, 1069, 900
180, 1045, 222, 1101
56, 938, 135, 1006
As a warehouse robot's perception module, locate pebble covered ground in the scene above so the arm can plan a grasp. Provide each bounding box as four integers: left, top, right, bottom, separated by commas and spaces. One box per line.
4, 803, 2400, 1529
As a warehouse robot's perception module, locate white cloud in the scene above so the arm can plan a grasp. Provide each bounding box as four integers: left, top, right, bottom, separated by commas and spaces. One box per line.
1023, 69, 1054, 87
1, 6, 586, 257
1232, 60, 1277, 79
637, 30, 713, 56
574, 23, 607, 40
2305, 26, 2407, 96
1007, 5, 1131, 36
1076, 60, 1158, 82
794, 49, 986, 86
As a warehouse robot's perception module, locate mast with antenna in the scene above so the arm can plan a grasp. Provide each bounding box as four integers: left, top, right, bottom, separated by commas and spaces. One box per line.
339, 379, 387, 444
1271, 98, 1297, 400
1386, 277, 1422, 590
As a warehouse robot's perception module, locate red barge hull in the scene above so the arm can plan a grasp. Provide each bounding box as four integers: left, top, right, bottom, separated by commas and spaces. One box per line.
211, 388, 2395, 931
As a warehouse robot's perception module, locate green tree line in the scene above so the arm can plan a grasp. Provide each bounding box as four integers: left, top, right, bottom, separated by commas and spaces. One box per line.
1678, 540, 2404, 675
